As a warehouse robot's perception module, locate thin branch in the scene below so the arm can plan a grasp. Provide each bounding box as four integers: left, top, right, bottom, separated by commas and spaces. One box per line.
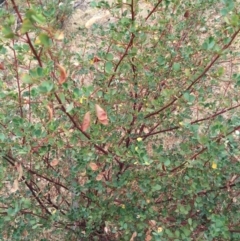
144, 28, 240, 119
54, 93, 108, 155
24, 180, 52, 215
169, 124, 240, 174
141, 103, 240, 139
3, 155, 69, 190
145, 0, 163, 21
10, 0, 42, 67
108, 34, 135, 87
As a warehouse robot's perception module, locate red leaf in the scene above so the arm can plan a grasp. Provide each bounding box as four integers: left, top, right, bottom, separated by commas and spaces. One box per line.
0, 62, 4, 70
93, 56, 101, 63
57, 64, 67, 85
95, 104, 108, 125
81, 111, 91, 131
89, 162, 99, 171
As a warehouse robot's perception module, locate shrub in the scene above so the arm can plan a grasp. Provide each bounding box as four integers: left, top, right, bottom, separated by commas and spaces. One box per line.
0, 0, 240, 240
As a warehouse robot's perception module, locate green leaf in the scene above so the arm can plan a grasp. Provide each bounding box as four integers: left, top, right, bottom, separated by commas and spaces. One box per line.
208, 37, 215, 49
20, 19, 35, 34
37, 67, 43, 76
157, 56, 166, 65
31, 13, 46, 24
2, 25, 14, 38
183, 92, 195, 103
105, 61, 113, 74
25, 9, 37, 20
38, 33, 51, 48
188, 218, 192, 226
0, 133, 5, 141
22, 73, 33, 84
173, 62, 181, 71
106, 53, 114, 61
66, 102, 74, 113
152, 184, 162, 191
230, 14, 239, 27
164, 159, 171, 166
39, 81, 54, 93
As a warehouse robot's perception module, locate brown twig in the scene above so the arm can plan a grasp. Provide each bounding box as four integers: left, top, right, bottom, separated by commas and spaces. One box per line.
145, 0, 163, 21
108, 34, 135, 87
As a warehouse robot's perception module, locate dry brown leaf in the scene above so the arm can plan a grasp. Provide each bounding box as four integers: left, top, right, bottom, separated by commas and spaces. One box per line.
22, 230, 28, 237
57, 64, 67, 85
104, 143, 111, 151
148, 220, 157, 228
81, 111, 91, 131
16, 163, 23, 181
143, 127, 149, 134
104, 226, 110, 234
78, 176, 87, 186
46, 105, 53, 121
95, 104, 108, 125
89, 162, 98, 171
230, 175, 238, 183
50, 159, 59, 167
130, 231, 137, 241
145, 234, 152, 241
145, 230, 152, 241
10, 179, 19, 193
96, 173, 103, 181
85, 12, 110, 29
79, 169, 87, 177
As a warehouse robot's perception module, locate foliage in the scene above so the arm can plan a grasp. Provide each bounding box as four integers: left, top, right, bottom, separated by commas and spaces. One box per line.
0, 0, 240, 240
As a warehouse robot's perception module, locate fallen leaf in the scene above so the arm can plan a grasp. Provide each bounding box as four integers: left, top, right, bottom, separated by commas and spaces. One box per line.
104, 226, 110, 234
50, 159, 59, 167
96, 173, 103, 181
95, 104, 108, 125
130, 231, 137, 241
57, 64, 67, 85
145, 234, 152, 241
230, 175, 237, 183
79, 169, 87, 177
148, 220, 156, 227
54, 30, 64, 40
16, 163, 23, 181
78, 176, 87, 186
81, 111, 91, 131
89, 162, 98, 171
10, 179, 19, 193
23, 230, 28, 237
145, 230, 152, 241
85, 12, 110, 29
